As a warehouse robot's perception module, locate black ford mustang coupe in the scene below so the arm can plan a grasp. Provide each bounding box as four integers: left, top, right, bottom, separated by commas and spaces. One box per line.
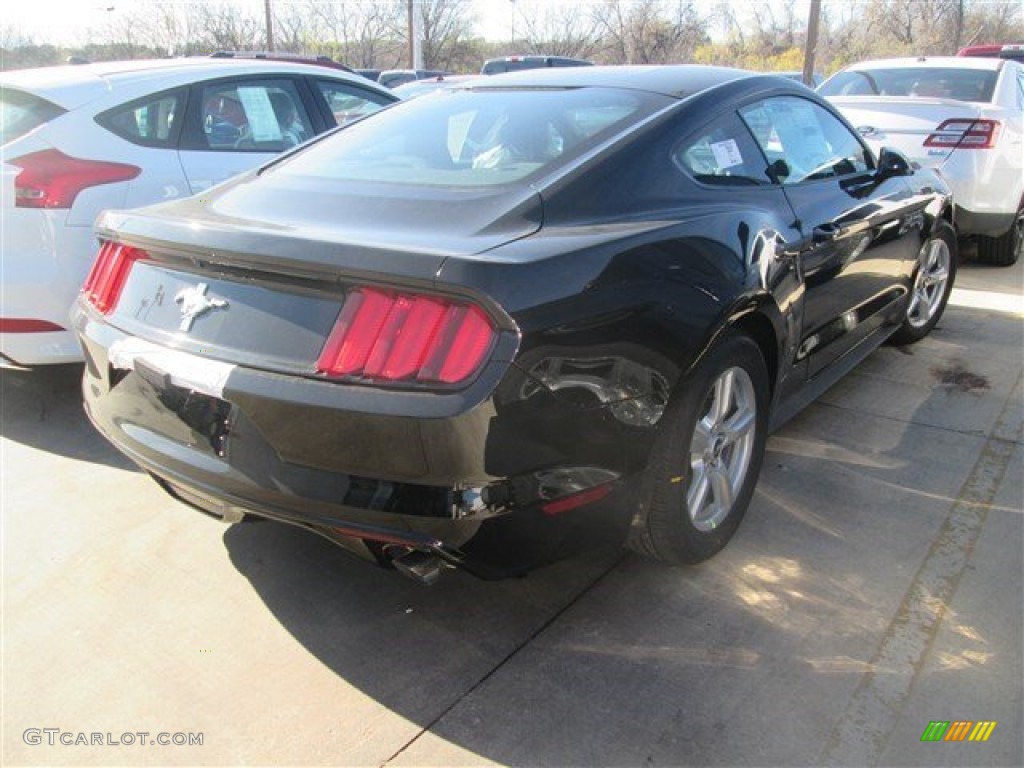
74, 66, 955, 583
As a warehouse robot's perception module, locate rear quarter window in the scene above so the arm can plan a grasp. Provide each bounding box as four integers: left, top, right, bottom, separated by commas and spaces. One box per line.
96, 88, 185, 147
0, 89, 65, 145
674, 114, 769, 186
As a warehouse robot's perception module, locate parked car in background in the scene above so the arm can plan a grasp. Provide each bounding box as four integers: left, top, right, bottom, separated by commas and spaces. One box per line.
778, 70, 824, 88
208, 50, 356, 72
820, 56, 1023, 265
378, 69, 450, 88
958, 43, 1024, 64
0, 57, 396, 367
73, 66, 954, 583
481, 55, 593, 75
355, 68, 382, 82
393, 74, 483, 99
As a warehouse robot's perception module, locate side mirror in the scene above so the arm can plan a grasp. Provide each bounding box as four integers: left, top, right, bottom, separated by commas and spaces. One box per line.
876, 147, 913, 181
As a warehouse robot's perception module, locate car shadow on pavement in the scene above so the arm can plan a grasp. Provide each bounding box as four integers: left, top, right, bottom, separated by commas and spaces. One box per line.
221, 517, 624, 755
0, 364, 137, 471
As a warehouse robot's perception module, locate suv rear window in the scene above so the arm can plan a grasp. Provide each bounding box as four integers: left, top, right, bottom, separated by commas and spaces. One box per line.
0, 89, 65, 145
819, 67, 998, 103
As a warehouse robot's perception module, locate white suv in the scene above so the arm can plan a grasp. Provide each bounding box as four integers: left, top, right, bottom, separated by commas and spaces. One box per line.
820, 56, 1023, 266
1, 58, 395, 367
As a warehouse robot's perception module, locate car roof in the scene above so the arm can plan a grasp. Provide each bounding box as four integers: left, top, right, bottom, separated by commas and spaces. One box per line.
838, 56, 1006, 71
464, 65, 757, 98
0, 58, 383, 111
393, 74, 484, 97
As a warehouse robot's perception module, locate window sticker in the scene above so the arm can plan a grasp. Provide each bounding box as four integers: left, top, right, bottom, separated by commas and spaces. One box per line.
237, 87, 282, 142
710, 138, 743, 168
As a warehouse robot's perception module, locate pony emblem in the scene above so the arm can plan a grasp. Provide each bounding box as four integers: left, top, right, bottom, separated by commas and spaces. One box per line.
174, 282, 228, 332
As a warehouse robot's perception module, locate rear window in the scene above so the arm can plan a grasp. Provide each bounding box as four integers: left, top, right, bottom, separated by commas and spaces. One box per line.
819, 67, 998, 103
482, 60, 544, 75
272, 87, 669, 188
0, 89, 65, 145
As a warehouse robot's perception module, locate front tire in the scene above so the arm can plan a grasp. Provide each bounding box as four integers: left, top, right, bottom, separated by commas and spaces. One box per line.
627, 331, 769, 564
890, 221, 956, 346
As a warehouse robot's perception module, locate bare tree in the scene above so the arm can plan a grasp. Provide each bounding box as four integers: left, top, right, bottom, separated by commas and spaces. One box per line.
826, 0, 1022, 62
194, 1, 264, 52
304, 1, 405, 68
418, 0, 477, 70
96, 1, 214, 56
272, 1, 310, 53
516, 1, 604, 59
592, 0, 707, 65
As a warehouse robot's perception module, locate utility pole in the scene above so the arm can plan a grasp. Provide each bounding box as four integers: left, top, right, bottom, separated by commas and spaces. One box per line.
802, 0, 821, 87
264, 0, 274, 51
408, 0, 423, 69
407, 0, 414, 67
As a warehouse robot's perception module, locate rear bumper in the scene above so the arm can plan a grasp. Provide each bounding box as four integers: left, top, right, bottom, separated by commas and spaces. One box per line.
954, 207, 1019, 239
0, 209, 97, 365
74, 303, 647, 578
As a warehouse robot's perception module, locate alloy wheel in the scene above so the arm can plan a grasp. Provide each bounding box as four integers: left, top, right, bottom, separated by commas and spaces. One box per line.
687, 366, 757, 531
907, 236, 952, 329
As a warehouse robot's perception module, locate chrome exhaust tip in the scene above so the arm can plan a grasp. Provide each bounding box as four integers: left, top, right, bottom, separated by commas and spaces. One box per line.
388, 547, 449, 586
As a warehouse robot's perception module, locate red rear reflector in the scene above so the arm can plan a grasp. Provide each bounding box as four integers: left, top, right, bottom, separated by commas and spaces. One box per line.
317, 287, 497, 386
10, 149, 141, 209
0, 319, 66, 333
924, 119, 999, 149
542, 484, 613, 516
82, 241, 150, 314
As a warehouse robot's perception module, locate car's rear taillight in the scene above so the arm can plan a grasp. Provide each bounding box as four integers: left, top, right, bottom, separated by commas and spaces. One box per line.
10, 149, 141, 209
317, 287, 497, 386
923, 119, 1000, 149
82, 241, 150, 314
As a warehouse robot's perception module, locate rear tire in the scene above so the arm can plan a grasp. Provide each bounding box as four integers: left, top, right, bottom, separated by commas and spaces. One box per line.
627, 331, 769, 565
890, 221, 956, 346
976, 208, 1023, 267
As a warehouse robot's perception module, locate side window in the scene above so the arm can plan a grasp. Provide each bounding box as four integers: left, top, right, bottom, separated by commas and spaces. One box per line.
314, 81, 392, 128
97, 89, 184, 147
200, 80, 312, 152
673, 113, 769, 186
739, 96, 873, 185
1017, 73, 1024, 110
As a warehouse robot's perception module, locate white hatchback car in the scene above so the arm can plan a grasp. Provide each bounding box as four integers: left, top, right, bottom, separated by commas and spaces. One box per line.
820, 56, 1023, 266
1, 57, 395, 367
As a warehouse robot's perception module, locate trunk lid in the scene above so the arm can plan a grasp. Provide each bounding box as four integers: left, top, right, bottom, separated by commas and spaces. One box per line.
92, 171, 540, 374
828, 95, 984, 168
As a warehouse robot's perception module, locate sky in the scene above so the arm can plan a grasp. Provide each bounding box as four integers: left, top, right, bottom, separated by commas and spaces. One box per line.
4, 1, 822, 50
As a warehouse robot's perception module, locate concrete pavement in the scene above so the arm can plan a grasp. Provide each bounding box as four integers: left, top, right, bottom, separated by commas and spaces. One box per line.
3, 257, 1021, 766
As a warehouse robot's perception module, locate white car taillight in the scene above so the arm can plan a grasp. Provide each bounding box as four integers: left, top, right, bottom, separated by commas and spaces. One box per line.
924, 119, 1000, 150
10, 149, 141, 209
